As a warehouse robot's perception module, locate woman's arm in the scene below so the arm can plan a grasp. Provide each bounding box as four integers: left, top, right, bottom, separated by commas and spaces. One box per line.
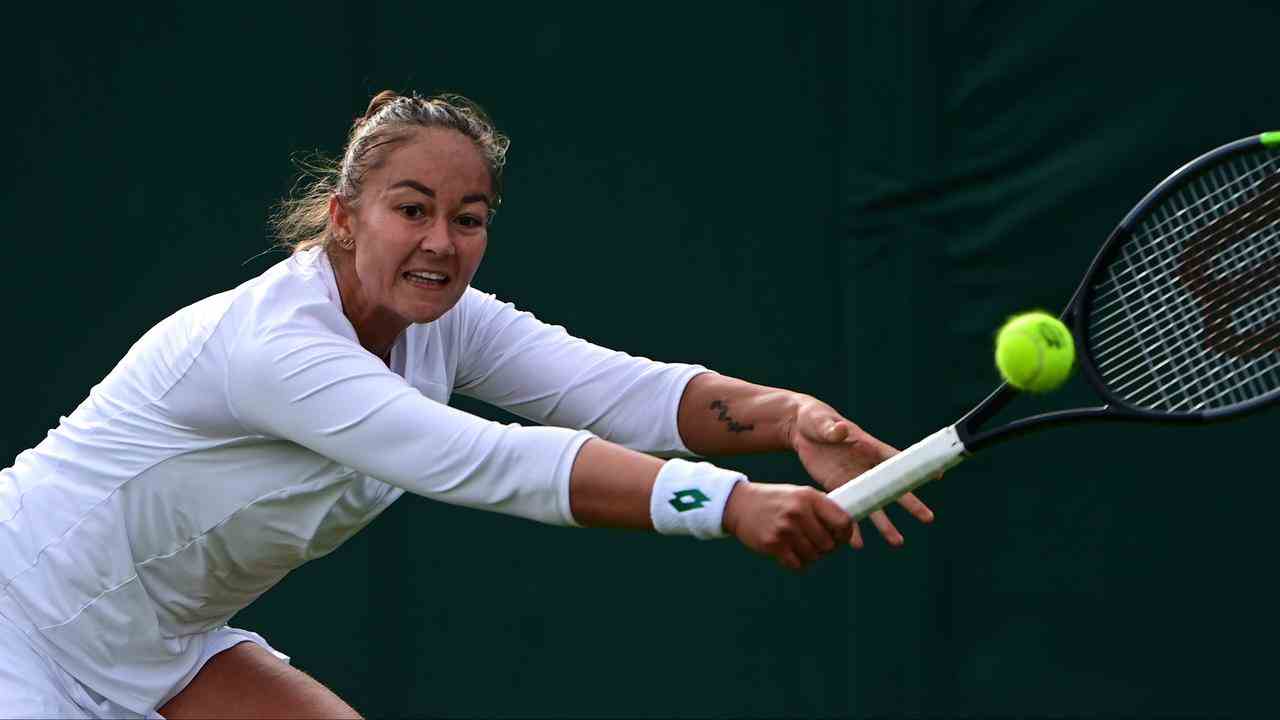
676, 372, 935, 548
227, 298, 593, 526
452, 289, 706, 456
566, 439, 663, 529
568, 438, 853, 570
675, 372, 803, 455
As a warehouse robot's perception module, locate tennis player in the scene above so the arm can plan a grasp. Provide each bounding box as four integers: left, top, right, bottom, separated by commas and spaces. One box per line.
0, 90, 934, 719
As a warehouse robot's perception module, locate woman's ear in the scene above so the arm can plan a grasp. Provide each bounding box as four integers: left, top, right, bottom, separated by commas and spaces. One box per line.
329, 195, 353, 238
329, 195, 358, 250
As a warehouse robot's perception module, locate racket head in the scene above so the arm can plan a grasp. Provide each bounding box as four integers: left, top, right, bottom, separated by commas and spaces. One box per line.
1071, 132, 1280, 421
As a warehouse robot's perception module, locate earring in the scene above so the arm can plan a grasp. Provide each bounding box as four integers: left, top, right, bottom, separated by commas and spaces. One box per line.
337, 232, 354, 250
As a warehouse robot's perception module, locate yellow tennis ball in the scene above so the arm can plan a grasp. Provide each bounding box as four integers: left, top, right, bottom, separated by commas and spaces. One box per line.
994, 311, 1076, 392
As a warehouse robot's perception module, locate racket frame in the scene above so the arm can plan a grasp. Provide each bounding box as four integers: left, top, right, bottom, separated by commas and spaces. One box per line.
960, 133, 1280, 454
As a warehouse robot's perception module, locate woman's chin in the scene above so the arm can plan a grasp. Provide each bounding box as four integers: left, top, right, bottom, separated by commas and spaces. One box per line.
396, 280, 463, 323
404, 299, 456, 324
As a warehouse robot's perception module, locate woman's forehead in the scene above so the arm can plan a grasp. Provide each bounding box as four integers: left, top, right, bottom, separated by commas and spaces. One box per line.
379, 128, 488, 185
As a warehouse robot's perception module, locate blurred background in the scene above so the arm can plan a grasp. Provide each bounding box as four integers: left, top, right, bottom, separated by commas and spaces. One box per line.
5, 2, 1279, 716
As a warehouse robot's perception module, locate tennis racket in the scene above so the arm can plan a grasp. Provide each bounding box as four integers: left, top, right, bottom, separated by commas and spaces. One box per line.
829, 131, 1280, 520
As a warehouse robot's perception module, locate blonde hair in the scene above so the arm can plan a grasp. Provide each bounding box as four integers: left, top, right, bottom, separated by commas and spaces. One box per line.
271, 90, 510, 254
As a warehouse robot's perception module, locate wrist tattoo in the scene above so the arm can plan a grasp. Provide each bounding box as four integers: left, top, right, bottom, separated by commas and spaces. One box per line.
709, 400, 755, 434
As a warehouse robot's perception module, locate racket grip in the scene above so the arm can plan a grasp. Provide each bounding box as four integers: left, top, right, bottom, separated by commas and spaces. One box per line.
826, 426, 966, 520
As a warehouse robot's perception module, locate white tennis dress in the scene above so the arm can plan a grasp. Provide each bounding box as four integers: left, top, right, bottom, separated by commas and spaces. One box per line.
0, 247, 706, 717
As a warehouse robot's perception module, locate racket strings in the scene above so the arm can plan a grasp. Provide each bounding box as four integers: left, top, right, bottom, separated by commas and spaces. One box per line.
1095, 181, 1280, 373
1124, 156, 1279, 243
1085, 147, 1280, 412
1106, 229, 1280, 410
1100, 154, 1280, 308
1089, 155, 1280, 310
1094, 165, 1280, 409
1091, 164, 1280, 353
1101, 263, 1280, 411
1099, 179, 1280, 409
1177, 179, 1280, 355
1106, 180, 1280, 366
1093, 176, 1280, 328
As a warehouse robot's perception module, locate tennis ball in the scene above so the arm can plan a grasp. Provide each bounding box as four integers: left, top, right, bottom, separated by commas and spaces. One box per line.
994, 311, 1076, 392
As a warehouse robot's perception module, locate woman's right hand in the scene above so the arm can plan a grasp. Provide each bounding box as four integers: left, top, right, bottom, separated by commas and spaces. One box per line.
722, 483, 854, 571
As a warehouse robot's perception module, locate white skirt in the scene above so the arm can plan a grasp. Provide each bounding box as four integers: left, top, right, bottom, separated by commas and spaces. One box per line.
0, 612, 289, 719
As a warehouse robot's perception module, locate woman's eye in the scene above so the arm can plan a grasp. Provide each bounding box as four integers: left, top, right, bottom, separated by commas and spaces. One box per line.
400, 204, 424, 219
456, 214, 485, 229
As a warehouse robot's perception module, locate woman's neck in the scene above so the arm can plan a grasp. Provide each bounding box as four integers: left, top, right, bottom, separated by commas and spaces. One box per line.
328, 250, 408, 363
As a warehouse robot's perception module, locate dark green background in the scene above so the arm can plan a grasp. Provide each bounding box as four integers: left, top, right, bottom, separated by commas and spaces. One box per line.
6, 2, 1278, 716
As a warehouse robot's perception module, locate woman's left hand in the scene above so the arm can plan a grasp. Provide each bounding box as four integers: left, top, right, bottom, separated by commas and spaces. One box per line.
784, 395, 936, 548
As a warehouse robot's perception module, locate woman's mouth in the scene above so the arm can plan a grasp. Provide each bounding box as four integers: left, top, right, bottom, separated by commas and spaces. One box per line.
403, 270, 450, 289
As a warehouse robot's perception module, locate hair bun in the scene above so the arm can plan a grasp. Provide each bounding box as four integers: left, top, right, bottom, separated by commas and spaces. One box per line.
362, 90, 402, 123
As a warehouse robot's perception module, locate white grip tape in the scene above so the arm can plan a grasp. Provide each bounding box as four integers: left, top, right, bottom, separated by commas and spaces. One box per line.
827, 425, 967, 520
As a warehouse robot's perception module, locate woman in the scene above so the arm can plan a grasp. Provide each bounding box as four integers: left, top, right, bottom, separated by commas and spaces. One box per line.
0, 91, 934, 718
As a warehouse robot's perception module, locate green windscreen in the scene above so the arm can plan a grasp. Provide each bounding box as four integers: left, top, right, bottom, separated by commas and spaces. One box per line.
6, 1, 1280, 718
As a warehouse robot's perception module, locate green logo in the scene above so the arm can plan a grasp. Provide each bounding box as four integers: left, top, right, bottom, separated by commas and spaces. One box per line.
669, 488, 711, 512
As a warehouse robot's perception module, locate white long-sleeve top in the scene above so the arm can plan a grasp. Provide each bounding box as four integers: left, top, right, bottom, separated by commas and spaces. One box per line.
0, 247, 707, 713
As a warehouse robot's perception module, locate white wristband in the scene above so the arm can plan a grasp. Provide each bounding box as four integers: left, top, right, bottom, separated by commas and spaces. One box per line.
650, 458, 747, 540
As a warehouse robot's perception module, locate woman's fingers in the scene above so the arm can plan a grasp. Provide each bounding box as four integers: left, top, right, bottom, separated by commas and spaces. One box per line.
778, 548, 803, 571
824, 419, 854, 443
794, 498, 839, 553
814, 496, 855, 546
788, 528, 820, 567
732, 483, 924, 569
869, 509, 904, 547
778, 490, 851, 570
849, 521, 865, 549
896, 491, 935, 523
816, 491, 927, 552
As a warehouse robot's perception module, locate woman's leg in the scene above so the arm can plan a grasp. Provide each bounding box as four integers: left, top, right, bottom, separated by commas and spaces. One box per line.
158, 641, 360, 719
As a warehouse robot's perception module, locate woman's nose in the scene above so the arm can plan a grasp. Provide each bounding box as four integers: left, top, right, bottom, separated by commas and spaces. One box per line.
418, 221, 455, 255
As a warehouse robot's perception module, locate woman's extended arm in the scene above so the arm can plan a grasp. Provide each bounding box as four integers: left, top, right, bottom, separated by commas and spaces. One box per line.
451, 290, 710, 456
676, 372, 935, 547
447, 292, 932, 548
566, 439, 663, 529
568, 438, 853, 570
675, 372, 803, 455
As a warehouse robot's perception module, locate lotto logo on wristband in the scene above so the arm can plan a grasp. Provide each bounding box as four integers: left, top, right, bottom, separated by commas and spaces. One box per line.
669, 488, 711, 512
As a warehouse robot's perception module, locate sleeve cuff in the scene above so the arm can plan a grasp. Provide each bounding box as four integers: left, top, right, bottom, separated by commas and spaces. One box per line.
554, 429, 597, 527
661, 366, 714, 459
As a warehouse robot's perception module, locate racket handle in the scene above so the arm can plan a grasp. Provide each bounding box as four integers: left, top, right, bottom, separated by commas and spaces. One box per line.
827, 426, 967, 520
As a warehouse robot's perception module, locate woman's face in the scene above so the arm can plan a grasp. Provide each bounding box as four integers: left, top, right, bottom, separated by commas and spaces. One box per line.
334, 127, 492, 326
